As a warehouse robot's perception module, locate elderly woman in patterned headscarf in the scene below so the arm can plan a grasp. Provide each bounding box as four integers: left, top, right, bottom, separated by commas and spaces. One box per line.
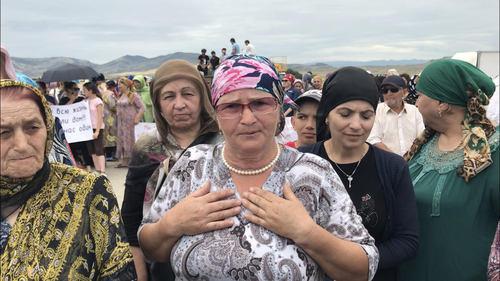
0, 79, 136, 280
139, 55, 378, 281
399, 59, 499, 281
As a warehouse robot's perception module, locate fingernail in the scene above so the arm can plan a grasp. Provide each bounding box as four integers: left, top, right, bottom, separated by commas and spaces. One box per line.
249, 187, 254, 192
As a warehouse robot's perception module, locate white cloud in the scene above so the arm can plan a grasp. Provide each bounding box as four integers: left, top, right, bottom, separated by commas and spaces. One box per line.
1, 0, 498, 63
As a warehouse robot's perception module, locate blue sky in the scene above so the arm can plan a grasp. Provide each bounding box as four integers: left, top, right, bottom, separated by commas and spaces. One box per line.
1, 0, 498, 64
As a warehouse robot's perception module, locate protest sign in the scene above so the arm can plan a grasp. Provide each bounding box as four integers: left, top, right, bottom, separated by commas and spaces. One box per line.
51, 100, 93, 143
134, 122, 157, 140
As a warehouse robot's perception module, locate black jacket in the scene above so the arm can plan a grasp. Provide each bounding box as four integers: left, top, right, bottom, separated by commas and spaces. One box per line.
299, 143, 419, 270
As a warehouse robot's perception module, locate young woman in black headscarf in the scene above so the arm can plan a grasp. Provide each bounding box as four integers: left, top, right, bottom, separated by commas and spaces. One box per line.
300, 67, 419, 281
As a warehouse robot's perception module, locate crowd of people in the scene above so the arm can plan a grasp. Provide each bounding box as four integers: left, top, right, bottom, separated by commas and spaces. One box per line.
1, 41, 499, 281
197, 37, 257, 77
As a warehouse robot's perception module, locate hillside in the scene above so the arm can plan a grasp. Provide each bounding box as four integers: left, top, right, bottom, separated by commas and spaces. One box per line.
12, 53, 427, 78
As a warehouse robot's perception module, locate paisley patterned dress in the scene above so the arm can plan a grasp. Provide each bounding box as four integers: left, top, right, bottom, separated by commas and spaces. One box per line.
141, 144, 379, 281
1, 163, 137, 280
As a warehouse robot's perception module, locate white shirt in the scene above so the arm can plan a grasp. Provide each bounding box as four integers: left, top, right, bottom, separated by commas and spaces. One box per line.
244, 43, 255, 55
368, 102, 425, 156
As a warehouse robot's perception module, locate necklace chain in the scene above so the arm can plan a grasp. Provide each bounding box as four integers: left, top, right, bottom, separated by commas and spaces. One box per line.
222, 143, 281, 176
332, 160, 361, 189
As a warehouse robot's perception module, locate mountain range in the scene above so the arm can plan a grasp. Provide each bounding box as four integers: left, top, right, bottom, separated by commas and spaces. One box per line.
12, 52, 428, 78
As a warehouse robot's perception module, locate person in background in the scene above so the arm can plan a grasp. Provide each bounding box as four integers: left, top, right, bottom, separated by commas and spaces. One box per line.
133, 75, 154, 122
198, 48, 210, 66
220, 47, 228, 61
300, 66, 419, 281
302, 71, 313, 90
36, 80, 56, 104
282, 73, 301, 115
367, 75, 425, 156
399, 59, 499, 281
229, 37, 240, 55
102, 80, 118, 161
312, 75, 323, 90
293, 79, 305, 94
121, 59, 221, 281
0, 80, 136, 280
116, 77, 144, 168
138, 55, 379, 281
244, 39, 255, 55
386, 68, 399, 76
286, 89, 321, 148
209, 50, 220, 73
82, 82, 106, 175
59, 81, 92, 169
400, 73, 411, 85
405, 74, 420, 105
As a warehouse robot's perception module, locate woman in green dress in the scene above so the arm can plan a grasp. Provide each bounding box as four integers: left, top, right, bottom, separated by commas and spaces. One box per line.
399, 59, 499, 281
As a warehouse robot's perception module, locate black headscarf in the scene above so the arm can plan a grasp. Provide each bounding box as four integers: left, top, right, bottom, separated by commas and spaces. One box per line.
316, 67, 380, 142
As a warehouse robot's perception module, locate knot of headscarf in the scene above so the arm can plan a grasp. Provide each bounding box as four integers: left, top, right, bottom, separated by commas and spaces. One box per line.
211, 55, 284, 106
413, 59, 496, 182
0, 80, 53, 218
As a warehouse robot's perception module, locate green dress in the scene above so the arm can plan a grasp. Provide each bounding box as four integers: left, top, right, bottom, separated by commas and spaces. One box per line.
399, 128, 500, 281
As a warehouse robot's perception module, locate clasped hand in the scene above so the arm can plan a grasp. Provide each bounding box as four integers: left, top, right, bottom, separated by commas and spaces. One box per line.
241, 182, 316, 244
163, 181, 241, 237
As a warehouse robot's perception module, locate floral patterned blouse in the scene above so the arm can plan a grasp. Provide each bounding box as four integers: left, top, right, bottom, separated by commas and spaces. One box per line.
141, 143, 379, 281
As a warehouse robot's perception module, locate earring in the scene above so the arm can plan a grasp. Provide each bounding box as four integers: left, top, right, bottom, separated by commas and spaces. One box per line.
438, 110, 442, 118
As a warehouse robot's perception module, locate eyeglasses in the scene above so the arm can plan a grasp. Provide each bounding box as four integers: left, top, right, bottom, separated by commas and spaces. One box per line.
381, 87, 400, 94
215, 97, 278, 119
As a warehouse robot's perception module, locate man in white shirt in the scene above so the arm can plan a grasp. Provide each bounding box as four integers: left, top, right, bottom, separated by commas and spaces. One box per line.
368, 75, 425, 156
244, 40, 256, 55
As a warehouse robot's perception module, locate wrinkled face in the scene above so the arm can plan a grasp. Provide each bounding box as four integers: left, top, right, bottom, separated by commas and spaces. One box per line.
312, 77, 323, 89
216, 89, 279, 153
159, 78, 202, 132
415, 91, 440, 129
1, 96, 47, 178
326, 100, 375, 150
382, 86, 404, 109
291, 101, 318, 146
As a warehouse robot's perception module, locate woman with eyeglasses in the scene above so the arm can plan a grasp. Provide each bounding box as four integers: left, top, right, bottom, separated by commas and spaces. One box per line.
138, 55, 379, 281
300, 67, 419, 281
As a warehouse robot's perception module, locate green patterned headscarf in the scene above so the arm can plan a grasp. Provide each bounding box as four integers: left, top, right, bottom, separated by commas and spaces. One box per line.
406, 59, 496, 182
416, 59, 495, 107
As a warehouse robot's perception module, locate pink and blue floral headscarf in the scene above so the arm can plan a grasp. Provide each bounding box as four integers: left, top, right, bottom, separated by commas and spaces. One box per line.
211, 55, 285, 106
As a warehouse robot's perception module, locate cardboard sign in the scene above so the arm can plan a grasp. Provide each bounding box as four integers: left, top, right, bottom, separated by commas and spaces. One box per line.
134, 122, 157, 141
51, 100, 93, 143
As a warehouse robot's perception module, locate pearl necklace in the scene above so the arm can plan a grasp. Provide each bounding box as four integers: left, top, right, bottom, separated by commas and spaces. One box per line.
222, 143, 281, 176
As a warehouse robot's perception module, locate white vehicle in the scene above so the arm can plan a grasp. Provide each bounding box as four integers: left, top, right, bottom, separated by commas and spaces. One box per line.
452, 51, 499, 78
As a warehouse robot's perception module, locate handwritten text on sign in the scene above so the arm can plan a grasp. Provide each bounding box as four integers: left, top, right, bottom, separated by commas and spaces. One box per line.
51, 100, 93, 143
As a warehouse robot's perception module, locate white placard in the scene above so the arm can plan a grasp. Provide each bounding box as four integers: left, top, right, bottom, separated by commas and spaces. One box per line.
134, 122, 157, 141
51, 100, 93, 143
